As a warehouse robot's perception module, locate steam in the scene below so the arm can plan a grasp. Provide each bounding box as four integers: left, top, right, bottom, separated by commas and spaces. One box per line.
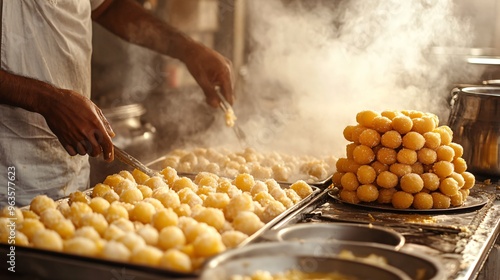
227, 0, 485, 157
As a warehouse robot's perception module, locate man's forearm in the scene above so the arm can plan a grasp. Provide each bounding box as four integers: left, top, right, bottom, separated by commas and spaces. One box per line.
93, 0, 196, 62
0, 69, 54, 115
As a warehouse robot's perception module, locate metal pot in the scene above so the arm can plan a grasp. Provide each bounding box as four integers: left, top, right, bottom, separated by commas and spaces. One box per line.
448, 86, 500, 177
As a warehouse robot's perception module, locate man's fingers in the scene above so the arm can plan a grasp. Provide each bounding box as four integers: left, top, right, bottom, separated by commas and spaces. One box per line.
97, 109, 115, 138
64, 145, 77, 156
219, 74, 234, 105
76, 142, 87, 156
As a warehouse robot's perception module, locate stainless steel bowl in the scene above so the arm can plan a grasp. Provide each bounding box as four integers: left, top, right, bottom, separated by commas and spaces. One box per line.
448, 86, 500, 177
201, 254, 411, 280
200, 241, 445, 280
270, 223, 405, 249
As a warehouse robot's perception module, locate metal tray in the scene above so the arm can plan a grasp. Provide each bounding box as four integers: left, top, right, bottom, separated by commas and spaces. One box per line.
200, 241, 444, 280
4, 179, 322, 279
263, 222, 405, 249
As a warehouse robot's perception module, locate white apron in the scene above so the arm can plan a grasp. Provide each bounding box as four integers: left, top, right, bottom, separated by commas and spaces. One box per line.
0, 0, 104, 207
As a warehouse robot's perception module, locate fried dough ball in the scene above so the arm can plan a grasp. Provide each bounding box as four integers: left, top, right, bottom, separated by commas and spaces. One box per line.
462, 172, 475, 189
250, 181, 269, 196
332, 172, 343, 187
432, 161, 454, 178
136, 224, 159, 246
0, 207, 21, 221
371, 161, 389, 174
232, 211, 265, 235
103, 174, 126, 188
436, 146, 455, 162
392, 115, 413, 134
137, 185, 153, 199
345, 143, 357, 159
423, 132, 441, 150
111, 217, 135, 232
417, 148, 437, 165
63, 237, 99, 257
285, 189, 302, 204
226, 193, 255, 221
449, 142, 464, 159
350, 126, 366, 144
131, 169, 150, 185
411, 162, 424, 175
21, 209, 39, 220
402, 132, 425, 151
356, 184, 379, 202
421, 173, 440, 191
377, 147, 397, 165
337, 158, 361, 173
113, 179, 136, 196
203, 192, 230, 209
397, 148, 418, 165
159, 166, 179, 186
69, 191, 91, 205
92, 183, 112, 198
376, 171, 399, 189
120, 188, 144, 204
221, 230, 249, 249
74, 226, 101, 242
358, 129, 381, 147
30, 195, 56, 216
434, 126, 453, 145
453, 158, 468, 174
19, 218, 45, 240
261, 201, 286, 223
80, 213, 109, 235
290, 180, 313, 198
13, 231, 29, 246
192, 232, 226, 258
130, 201, 156, 224
450, 192, 464, 207
340, 172, 359, 191
40, 208, 65, 229
460, 189, 470, 200
160, 249, 192, 273
69, 202, 93, 227
356, 165, 376, 184
102, 224, 125, 241
89, 197, 110, 215
32, 229, 63, 251
449, 172, 465, 188
158, 226, 186, 250
105, 201, 129, 223
389, 163, 412, 177
53, 219, 76, 239
174, 204, 192, 217
184, 222, 218, 243
101, 240, 131, 262
356, 110, 379, 128
339, 190, 360, 204
439, 178, 459, 197
400, 173, 424, 194
377, 188, 397, 204
431, 192, 451, 209
372, 116, 393, 133
152, 208, 179, 230
343, 125, 357, 142
381, 130, 403, 149
102, 190, 120, 203
172, 177, 198, 192
117, 231, 147, 252
411, 116, 436, 134
233, 173, 256, 192
381, 110, 399, 120
413, 192, 433, 209
154, 190, 181, 209
192, 207, 225, 231
391, 191, 414, 209
130, 245, 163, 266
352, 145, 376, 165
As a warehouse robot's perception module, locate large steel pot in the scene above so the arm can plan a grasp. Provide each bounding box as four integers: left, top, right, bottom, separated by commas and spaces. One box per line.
448, 86, 500, 177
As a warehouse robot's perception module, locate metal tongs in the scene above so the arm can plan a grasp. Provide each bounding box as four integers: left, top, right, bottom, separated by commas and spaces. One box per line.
113, 145, 161, 177
215, 86, 247, 145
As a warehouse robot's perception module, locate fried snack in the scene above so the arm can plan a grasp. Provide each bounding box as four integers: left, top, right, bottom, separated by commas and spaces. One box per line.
333, 109, 475, 209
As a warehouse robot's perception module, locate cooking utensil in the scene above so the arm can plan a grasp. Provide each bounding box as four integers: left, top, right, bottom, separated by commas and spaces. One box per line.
113, 145, 160, 177
214, 86, 247, 145
201, 241, 444, 280
448, 86, 500, 177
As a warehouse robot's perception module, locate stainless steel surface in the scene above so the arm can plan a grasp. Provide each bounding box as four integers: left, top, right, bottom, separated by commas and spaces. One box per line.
448, 86, 500, 177
201, 241, 444, 280
266, 223, 405, 249
201, 250, 412, 280
113, 145, 159, 177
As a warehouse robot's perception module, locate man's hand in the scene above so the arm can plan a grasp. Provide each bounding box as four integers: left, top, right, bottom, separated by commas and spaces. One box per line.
183, 42, 234, 108
39, 89, 116, 161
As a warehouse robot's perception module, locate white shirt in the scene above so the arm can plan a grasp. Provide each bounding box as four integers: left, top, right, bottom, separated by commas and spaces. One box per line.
0, 0, 105, 207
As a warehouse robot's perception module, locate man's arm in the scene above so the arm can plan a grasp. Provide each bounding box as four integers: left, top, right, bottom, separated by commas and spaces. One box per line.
0, 69, 115, 160
93, 0, 234, 107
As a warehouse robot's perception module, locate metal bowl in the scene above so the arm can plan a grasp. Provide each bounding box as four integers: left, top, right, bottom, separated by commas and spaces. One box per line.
201, 254, 411, 280
201, 241, 445, 280
271, 223, 405, 249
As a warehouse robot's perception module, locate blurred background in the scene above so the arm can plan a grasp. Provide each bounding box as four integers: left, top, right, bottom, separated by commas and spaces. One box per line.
89, 0, 500, 184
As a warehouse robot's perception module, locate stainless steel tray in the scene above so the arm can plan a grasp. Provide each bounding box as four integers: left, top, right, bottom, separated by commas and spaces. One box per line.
4, 177, 322, 279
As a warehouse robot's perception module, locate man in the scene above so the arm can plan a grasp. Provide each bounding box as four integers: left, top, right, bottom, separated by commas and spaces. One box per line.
0, 0, 234, 206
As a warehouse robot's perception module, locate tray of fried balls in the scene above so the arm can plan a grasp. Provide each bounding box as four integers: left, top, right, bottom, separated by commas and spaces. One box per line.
330, 109, 484, 213
0, 167, 319, 279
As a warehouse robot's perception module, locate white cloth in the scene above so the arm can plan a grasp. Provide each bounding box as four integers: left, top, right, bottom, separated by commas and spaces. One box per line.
0, 0, 105, 207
